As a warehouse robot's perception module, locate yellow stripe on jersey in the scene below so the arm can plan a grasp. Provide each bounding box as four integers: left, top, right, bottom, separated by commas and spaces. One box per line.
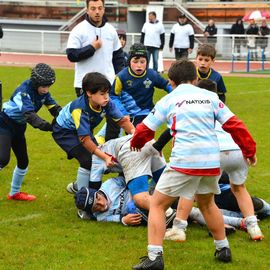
114, 76, 123, 96
71, 108, 82, 130
45, 104, 56, 109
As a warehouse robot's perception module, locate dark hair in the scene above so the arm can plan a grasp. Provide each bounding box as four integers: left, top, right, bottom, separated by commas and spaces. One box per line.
196, 43, 216, 59
168, 60, 197, 85
86, 0, 104, 8
82, 72, 111, 94
178, 13, 186, 19
149, 11, 156, 17
117, 29, 126, 40
197, 79, 217, 93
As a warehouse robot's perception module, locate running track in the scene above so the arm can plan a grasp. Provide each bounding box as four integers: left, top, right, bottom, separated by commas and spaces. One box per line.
0, 52, 270, 77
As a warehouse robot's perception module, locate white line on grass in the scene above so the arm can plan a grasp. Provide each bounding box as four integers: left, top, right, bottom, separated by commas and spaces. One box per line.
230, 89, 270, 95
0, 213, 42, 224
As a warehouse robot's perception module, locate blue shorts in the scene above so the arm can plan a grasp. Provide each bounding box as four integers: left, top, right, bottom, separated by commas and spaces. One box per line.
127, 175, 149, 196
52, 123, 81, 159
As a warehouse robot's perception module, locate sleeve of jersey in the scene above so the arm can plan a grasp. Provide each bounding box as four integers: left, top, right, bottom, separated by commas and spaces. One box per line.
71, 108, 90, 136
130, 122, 155, 150
154, 72, 172, 94
110, 77, 128, 115
18, 92, 35, 114
222, 115, 256, 158
217, 75, 227, 94
66, 30, 95, 62
106, 100, 124, 122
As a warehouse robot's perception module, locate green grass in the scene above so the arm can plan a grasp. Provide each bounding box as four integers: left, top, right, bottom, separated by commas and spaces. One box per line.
0, 66, 270, 270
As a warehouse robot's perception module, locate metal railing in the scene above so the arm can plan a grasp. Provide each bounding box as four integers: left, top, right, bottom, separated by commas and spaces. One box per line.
0, 29, 269, 60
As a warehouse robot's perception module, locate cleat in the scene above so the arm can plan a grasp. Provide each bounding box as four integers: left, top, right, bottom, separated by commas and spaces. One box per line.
247, 223, 264, 241
165, 208, 176, 228
214, 247, 232, 263
164, 227, 186, 242
132, 254, 164, 270
8, 192, 36, 201
77, 210, 91, 220
66, 182, 78, 194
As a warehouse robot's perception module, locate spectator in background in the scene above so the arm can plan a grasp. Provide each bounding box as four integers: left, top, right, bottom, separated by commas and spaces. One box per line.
117, 30, 129, 66
258, 20, 270, 60
204, 19, 217, 47
246, 19, 259, 61
230, 18, 245, 59
0, 25, 3, 39
66, 0, 125, 97
140, 11, 165, 72
169, 13, 195, 60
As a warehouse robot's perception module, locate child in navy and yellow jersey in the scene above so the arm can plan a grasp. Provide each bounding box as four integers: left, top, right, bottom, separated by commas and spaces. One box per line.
0, 63, 61, 201
52, 72, 134, 191
196, 43, 227, 103
97, 43, 172, 142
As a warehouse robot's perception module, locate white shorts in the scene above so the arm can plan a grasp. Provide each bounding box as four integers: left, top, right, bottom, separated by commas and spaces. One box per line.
220, 150, 248, 185
155, 166, 220, 200
118, 141, 166, 184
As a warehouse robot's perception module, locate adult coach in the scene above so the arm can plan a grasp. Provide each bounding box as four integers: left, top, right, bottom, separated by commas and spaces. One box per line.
66, 0, 125, 97
169, 13, 194, 60
140, 11, 165, 72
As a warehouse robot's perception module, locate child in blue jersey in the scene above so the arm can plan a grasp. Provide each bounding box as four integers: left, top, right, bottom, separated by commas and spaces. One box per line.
130, 60, 257, 269
95, 43, 172, 143
52, 72, 134, 191
75, 175, 176, 227
67, 134, 167, 212
0, 63, 61, 201
196, 43, 227, 103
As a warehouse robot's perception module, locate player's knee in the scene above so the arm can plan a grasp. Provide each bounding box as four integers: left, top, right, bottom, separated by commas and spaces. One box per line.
0, 156, 10, 168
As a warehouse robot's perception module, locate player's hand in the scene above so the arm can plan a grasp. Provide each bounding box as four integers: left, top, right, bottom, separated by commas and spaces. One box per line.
104, 154, 116, 168
245, 155, 257, 166
123, 214, 142, 226
92, 39, 102, 50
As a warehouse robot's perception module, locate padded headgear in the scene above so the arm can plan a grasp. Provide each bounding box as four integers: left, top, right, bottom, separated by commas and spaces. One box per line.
75, 187, 97, 214
128, 43, 148, 65
30, 63, 56, 88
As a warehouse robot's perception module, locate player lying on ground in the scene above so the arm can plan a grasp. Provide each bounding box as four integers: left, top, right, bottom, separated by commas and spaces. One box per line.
75, 174, 175, 227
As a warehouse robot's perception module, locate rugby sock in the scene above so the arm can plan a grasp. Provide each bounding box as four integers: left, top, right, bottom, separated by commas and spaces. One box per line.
223, 215, 242, 228
76, 167, 91, 190
214, 238, 229, 250
245, 215, 258, 227
10, 166, 28, 195
190, 207, 206, 225
172, 218, 188, 230
148, 245, 163, 261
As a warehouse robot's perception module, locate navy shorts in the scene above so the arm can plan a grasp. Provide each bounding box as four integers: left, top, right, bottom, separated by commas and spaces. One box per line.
0, 112, 26, 137
52, 123, 81, 159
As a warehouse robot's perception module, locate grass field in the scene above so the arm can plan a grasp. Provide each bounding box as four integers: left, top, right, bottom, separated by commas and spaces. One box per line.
0, 66, 270, 270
